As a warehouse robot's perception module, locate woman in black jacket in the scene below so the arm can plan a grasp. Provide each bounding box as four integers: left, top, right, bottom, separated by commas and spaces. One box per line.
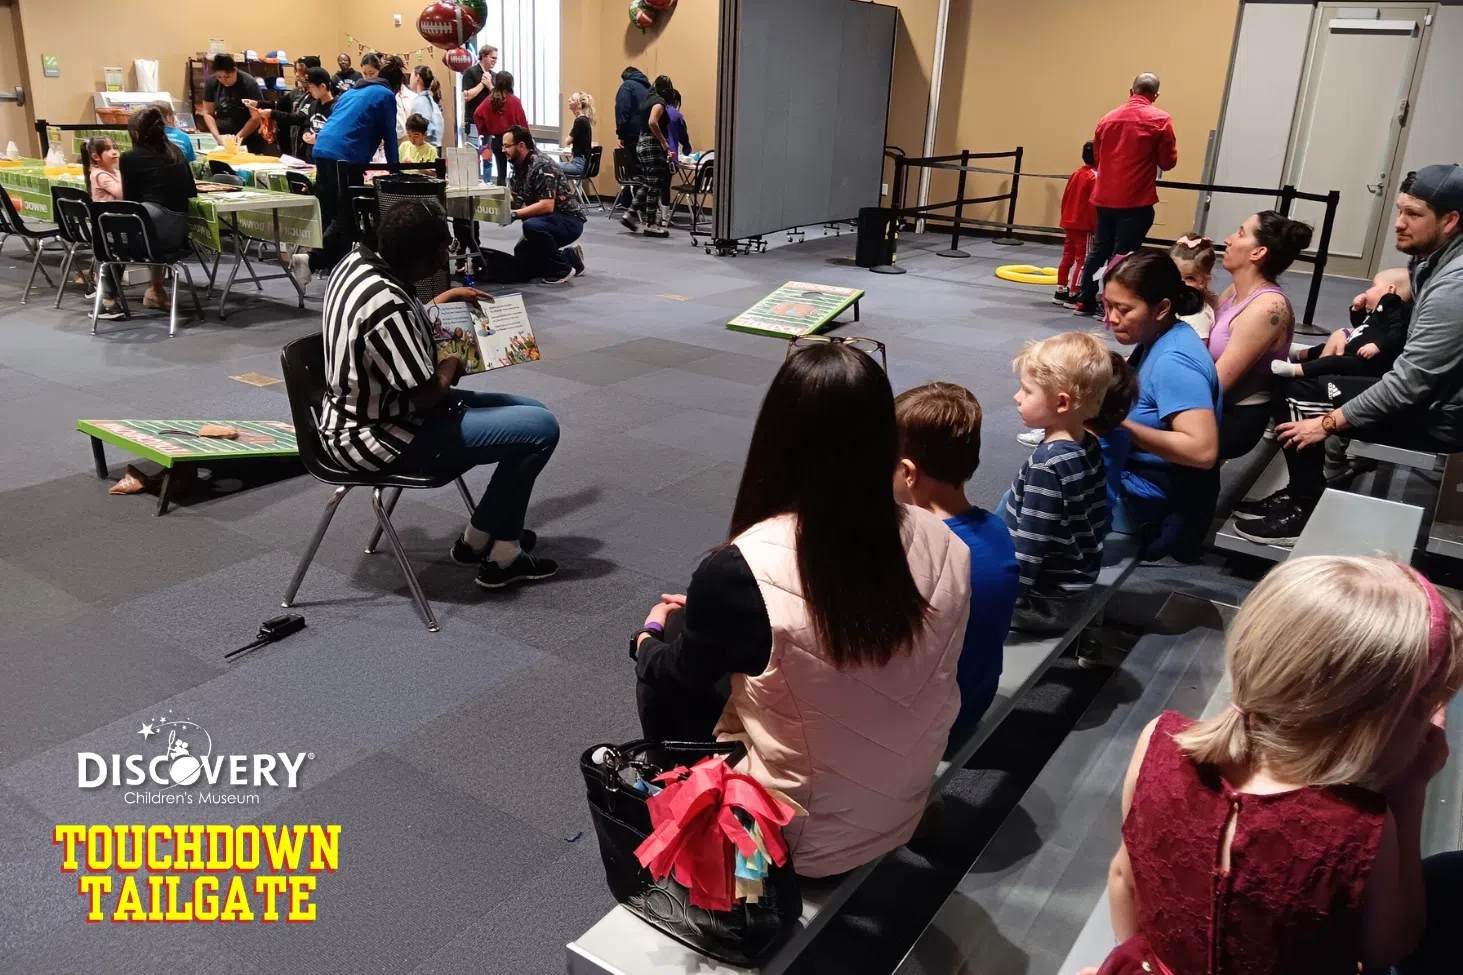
118, 105, 197, 311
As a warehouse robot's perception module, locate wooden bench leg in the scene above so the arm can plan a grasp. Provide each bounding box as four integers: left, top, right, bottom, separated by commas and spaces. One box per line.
91, 437, 108, 479
156, 469, 174, 516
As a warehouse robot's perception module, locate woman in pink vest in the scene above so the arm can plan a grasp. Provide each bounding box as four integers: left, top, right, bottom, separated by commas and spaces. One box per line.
631, 341, 972, 878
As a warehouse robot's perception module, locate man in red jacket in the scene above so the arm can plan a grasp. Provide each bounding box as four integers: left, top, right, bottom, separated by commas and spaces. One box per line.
1075, 73, 1178, 315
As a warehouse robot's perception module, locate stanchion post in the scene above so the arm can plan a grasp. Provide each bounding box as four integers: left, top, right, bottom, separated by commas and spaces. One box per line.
1301, 189, 1340, 332
871, 155, 908, 275
937, 149, 972, 259
1279, 184, 1298, 218
994, 145, 1023, 246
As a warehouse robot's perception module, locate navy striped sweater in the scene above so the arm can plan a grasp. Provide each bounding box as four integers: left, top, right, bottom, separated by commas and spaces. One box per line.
1002, 434, 1108, 599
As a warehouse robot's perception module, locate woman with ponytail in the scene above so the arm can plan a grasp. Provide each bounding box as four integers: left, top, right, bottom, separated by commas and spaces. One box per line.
118, 104, 197, 311
1099, 249, 1221, 561
410, 66, 444, 147
1082, 555, 1463, 975
473, 70, 527, 187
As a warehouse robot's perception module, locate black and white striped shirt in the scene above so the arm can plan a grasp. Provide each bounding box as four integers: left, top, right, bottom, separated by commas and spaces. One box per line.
319, 246, 438, 471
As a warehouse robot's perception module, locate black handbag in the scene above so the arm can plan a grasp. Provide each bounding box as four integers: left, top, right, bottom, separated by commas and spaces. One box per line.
580, 739, 803, 967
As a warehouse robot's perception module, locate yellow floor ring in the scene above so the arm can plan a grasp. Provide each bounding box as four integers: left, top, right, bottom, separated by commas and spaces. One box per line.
995, 264, 1059, 285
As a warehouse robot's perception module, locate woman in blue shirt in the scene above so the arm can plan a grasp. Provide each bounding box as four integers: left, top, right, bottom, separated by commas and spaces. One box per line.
156, 104, 196, 162
1102, 249, 1221, 563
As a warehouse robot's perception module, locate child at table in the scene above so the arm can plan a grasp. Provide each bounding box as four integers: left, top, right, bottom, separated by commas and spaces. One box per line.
1083, 556, 1463, 975
80, 136, 125, 319
399, 114, 438, 164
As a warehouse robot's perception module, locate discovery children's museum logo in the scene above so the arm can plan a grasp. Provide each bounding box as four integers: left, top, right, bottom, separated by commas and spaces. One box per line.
76, 712, 313, 805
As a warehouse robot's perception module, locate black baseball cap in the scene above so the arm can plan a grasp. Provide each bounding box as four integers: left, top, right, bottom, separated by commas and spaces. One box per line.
1408, 164, 1463, 216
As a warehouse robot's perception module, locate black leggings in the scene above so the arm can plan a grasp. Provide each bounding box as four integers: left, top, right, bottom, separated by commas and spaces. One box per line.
1219, 402, 1272, 461
634, 609, 730, 741
1297, 346, 1391, 378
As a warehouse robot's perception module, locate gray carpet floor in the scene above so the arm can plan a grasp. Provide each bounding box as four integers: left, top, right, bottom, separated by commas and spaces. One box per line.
0, 214, 1364, 974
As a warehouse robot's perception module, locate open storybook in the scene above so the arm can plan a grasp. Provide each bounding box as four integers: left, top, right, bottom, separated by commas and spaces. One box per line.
426, 294, 541, 376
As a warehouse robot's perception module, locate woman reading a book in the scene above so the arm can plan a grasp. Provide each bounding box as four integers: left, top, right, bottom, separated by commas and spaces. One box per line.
317, 200, 560, 589
629, 341, 971, 878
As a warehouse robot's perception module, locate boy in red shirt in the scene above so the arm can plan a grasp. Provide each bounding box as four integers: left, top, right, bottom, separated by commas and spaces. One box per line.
1056, 141, 1097, 305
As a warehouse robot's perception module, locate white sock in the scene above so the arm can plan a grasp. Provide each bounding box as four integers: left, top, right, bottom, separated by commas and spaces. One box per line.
1270, 359, 1298, 377
462, 525, 491, 552
488, 539, 522, 567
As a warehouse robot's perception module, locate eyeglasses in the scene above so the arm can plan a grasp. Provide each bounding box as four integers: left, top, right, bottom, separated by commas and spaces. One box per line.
786, 335, 887, 371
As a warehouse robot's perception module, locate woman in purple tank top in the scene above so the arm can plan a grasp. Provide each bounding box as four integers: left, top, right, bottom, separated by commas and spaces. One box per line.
1209, 211, 1314, 459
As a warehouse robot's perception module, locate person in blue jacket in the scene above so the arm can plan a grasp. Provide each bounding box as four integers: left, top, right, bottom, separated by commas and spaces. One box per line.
309, 54, 404, 272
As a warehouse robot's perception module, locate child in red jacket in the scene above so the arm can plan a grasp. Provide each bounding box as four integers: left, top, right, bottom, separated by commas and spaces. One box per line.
1055, 142, 1097, 305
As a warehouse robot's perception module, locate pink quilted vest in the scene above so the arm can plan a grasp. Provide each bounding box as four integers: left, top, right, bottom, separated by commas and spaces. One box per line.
716, 506, 971, 877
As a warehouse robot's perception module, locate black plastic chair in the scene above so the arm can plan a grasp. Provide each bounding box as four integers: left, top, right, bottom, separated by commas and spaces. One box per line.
209, 159, 239, 177
570, 146, 605, 213
49, 186, 119, 312
685, 153, 716, 246
348, 185, 379, 250
90, 202, 202, 336
1, 187, 61, 303
279, 333, 477, 632
284, 171, 315, 196
610, 146, 638, 218
207, 173, 246, 187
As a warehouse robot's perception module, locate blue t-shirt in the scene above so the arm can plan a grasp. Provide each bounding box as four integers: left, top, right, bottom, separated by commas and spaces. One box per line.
944, 506, 1021, 748
1121, 322, 1220, 507
165, 127, 197, 162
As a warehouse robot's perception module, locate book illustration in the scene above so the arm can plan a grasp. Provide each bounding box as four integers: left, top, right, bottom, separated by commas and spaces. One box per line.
728, 281, 865, 339
427, 294, 540, 375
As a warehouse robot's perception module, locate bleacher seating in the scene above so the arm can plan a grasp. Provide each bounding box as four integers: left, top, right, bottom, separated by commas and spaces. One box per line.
566, 557, 1140, 975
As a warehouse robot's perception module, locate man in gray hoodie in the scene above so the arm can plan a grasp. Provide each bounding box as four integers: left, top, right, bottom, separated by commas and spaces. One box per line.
1237, 163, 1463, 546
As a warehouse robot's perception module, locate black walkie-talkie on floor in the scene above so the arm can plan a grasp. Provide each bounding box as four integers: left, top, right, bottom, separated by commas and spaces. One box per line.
225, 614, 307, 660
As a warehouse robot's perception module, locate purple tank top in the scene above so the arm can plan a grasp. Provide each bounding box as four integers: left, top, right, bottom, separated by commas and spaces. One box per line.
1209, 286, 1292, 404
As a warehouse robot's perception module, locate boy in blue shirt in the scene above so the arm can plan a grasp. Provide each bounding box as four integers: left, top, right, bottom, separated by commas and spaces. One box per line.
894, 382, 1021, 756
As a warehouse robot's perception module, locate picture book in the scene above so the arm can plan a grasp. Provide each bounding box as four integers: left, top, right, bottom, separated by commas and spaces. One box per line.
427, 293, 541, 375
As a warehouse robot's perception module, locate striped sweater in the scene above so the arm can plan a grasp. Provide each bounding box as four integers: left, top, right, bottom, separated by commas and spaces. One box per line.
1002, 435, 1107, 598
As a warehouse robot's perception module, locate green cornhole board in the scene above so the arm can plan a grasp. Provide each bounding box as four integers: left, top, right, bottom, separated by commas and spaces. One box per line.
727, 281, 865, 339
78, 419, 299, 515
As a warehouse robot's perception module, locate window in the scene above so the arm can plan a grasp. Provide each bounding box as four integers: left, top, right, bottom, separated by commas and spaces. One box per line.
474, 0, 561, 132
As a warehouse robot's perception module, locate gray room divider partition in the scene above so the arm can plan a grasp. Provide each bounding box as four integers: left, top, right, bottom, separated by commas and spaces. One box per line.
713, 0, 897, 244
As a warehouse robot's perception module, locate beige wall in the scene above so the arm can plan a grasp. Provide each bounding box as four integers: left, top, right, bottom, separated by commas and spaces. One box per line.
932, 0, 1241, 239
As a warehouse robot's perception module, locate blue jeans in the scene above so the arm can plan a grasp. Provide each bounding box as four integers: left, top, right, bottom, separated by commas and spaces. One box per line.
395, 390, 559, 541
561, 157, 586, 177
517, 212, 585, 279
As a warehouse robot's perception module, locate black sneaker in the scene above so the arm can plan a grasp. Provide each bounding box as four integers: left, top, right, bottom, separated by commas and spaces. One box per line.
564, 243, 586, 277
1233, 503, 1313, 547
450, 529, 537, 566
475, 551, 559, 589
1233, 489, 1291, 520
1052, 288, 1072, 305
642, 225, 670, 239
620, 212, 641, 233
1072, 301, 1098, 317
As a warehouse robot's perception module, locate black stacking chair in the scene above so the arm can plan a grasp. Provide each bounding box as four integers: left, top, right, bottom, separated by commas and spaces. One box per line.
206, 172, 246, 187
610, 146, 638, 217
570, 146, 605, 213
279, 333, 478, 632
1, 187, 61, 303
90, 202, 202, 336
348, 185, 379, 250
49, 186, 110, 309
208, 159, 239, 178
284, 171, 315, 196
687, 153, 716, 246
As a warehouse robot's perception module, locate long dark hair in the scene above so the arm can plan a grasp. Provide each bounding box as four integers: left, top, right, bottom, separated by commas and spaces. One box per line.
652, 74, 675, 102
128, 106, 182, 165
490, 71, 515, 112
377, 54, 406, 93
1252, 210, 1314, 279
79, 136, 115, 196
1108, 248, 1205, 322
415, 65, 441, 105
730, 343, 929, 668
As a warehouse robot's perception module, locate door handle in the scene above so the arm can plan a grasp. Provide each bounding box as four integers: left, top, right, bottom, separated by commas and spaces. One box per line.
1398, 99, 1410, 127
0, 87, 24, 107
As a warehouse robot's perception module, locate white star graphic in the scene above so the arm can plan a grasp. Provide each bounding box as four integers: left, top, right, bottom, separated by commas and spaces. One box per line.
138, 723, 156, 740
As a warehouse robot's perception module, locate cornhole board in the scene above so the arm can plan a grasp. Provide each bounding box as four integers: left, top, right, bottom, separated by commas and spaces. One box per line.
727, 281, 865, 339
78, 419, 299, 516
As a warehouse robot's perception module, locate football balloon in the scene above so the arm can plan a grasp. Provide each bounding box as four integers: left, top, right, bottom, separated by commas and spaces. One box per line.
630, 0, 655, 30
442, 47, 474, 72
642, 0, 677, 9
418, 1, 481, 49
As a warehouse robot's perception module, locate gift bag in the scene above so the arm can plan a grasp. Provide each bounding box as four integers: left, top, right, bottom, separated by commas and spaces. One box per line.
580, 740, 803, 966
134, 60, 160, 93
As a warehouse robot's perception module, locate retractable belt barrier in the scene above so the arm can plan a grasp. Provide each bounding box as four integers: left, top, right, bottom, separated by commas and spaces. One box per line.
872, 146, 1342, 332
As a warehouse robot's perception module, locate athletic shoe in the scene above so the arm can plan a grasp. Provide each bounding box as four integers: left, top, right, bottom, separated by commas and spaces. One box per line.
535, 273, 574, 286
1233, 489, 1291, 520
1017, 429, 1044, 447
620, 212, 641, 232
475, 551, 559, 589
96, 305, 128, 321
450, 529, 537, 566
1052, 288, 1072, 305
1072, 301, 1098, 318
642, 224, 671, 239
564, 243, 586, 277
1233, 503, 1313, 547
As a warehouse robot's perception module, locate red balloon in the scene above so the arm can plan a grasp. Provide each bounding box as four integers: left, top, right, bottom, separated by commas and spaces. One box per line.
418, 1, 481, 49
643, 0, 677, 9
442, 47, 474, 73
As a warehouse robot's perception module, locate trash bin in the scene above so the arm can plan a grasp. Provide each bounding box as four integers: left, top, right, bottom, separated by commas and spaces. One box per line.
856, 206, 896, 268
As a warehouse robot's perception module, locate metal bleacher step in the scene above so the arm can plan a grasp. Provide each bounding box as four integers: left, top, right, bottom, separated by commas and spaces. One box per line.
895, 597, 1230, 975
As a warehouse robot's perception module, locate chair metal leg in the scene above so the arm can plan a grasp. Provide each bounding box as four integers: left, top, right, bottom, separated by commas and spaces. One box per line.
54, 243, 76, 308
454, 478, 476, 515
168, 266, 180, 336
283, 486, 351, 607
90, 262, 106, 334
363, 486, 402, 554
239, 240, 264, 291
371, 487, 440, 632
179, 263, 202, 322
22, 239, 46, 303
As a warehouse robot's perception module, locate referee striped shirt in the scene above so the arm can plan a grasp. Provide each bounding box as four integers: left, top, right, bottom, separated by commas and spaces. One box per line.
319, 246, 438, 471
1002, 434, 1108, 598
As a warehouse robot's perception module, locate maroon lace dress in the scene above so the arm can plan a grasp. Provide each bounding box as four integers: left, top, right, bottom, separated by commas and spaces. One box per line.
1122, 711, 1387, 975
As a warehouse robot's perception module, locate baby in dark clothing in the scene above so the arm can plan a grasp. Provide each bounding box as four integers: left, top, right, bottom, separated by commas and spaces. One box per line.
1272, 280, 1411, 378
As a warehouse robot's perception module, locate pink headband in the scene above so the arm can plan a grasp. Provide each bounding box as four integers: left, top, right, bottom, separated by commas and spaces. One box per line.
1402, 564, 1450, 701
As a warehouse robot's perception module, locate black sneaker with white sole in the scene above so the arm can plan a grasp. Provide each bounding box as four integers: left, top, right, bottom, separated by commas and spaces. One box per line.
620, 213, 641, 232
1232, 503, 1314, 547
1233, 489, 1292, 520
535, 273, 574, 286
564, 243, 586, 276
475, 552, 559, 589
642, 225, 670, 239
450, 529, 537, 566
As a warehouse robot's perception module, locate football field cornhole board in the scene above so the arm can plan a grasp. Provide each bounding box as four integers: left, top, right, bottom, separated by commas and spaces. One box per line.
727, 281, 865, 338
78, 419, 299, 515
